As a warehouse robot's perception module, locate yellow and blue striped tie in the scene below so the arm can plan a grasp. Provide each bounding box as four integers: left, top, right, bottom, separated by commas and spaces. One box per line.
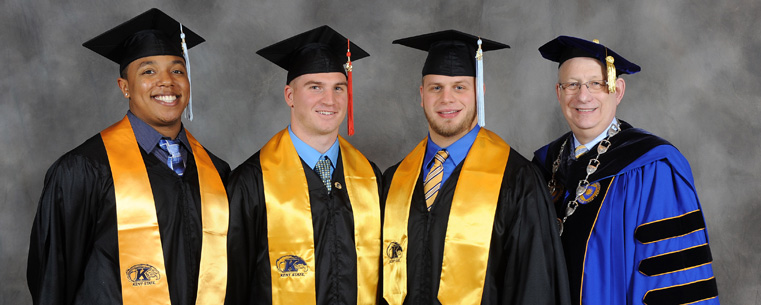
424, 150, 449, 211
574, 144, 588, 159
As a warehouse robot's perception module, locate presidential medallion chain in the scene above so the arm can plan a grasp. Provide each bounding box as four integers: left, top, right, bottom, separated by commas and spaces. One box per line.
548, 121, 621, 236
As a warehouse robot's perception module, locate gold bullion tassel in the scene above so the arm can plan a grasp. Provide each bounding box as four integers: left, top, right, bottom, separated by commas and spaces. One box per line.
606, 55, 616, 93
592, 39, 616, 94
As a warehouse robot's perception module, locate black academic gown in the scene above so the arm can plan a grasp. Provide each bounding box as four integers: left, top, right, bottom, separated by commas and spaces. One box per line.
225, 151, 383, 305
381, 148, 570, 305
27, 133, 230, 305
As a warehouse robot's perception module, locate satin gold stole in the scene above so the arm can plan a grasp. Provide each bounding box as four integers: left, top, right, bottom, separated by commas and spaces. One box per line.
101, 115, 228, 305
261, 129, 380, 305
383, 128, 510, 305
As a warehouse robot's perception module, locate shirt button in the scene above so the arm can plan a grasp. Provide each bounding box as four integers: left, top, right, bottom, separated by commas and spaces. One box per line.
334, 182, 343, 190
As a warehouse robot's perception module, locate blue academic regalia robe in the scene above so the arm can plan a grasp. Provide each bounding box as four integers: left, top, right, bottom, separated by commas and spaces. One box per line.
532, 120, 719, 305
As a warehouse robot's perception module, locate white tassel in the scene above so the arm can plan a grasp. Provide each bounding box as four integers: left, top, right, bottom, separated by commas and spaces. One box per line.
180, 24, 193, 121
475, 38, 485, 127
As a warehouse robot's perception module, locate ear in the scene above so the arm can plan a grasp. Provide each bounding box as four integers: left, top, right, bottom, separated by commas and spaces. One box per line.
419, 84, 424, 108
555, 83, 562, 102
284, 85, 295, 108
117, 77, 129, 99
614, 77, 625, 105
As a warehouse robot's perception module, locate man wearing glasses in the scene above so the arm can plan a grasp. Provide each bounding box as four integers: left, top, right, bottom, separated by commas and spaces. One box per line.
532, 36, 719, 305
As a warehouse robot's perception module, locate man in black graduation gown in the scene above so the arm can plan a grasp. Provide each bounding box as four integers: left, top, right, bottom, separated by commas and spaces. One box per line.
381, 30, 570, 305
26, 8, 230, 305
225, 26, 382, 305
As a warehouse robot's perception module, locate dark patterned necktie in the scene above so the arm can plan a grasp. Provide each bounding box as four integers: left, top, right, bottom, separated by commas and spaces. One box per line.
159, 138, 185, 176
315, 157, 332, 192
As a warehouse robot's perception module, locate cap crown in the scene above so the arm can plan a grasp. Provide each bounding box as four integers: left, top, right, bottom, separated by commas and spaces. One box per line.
82, 8, 204, 73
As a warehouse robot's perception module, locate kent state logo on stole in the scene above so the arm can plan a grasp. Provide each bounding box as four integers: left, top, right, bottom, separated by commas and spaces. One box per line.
386, 242, 403, 263
126, 264, 161, 286
276, 255, 310, 277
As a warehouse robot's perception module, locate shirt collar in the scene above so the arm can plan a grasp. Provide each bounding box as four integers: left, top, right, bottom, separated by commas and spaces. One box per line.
572, 117, 618, 151
424, 125, 480, 169
288, 125, 339, 169
127, 111, 191, 153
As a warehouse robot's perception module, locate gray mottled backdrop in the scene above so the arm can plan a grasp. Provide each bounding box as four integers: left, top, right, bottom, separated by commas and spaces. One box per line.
2, 0, 759, 304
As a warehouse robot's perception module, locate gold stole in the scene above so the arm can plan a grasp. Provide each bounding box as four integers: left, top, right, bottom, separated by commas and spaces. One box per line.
101, 116, 228, 305
383, 128, 510, 305
261, 129, 380, 305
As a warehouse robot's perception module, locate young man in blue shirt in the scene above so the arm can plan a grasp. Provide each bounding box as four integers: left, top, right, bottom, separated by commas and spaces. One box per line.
381, 30, 570, 305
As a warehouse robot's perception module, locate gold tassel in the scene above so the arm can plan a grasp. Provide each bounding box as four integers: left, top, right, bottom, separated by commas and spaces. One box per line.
593, 39, 616, 94
606, 56, 616, 93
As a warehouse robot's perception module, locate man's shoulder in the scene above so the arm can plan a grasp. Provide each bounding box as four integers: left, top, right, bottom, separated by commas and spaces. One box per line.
195, 144, 231, 175
608, 124, 696, 178
615, 125, 678, 163
533, 132, 573, 166
619, 140, 691, 175
55, 133, 109, 167
42, 133, 110, 184
229, 151, 263, 180
339, 153, 383, 180
335, 141, 382, 177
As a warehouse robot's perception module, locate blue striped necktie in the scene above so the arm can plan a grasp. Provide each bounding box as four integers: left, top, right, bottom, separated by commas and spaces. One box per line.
159, 138, 185, 176
424, 150, 449, 211
574, 144, 588, 159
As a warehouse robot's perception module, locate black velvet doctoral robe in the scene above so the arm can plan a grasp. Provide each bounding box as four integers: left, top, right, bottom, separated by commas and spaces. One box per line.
381, 147, 570, 305
27, 133, 231, 305
225, 151, 383, 305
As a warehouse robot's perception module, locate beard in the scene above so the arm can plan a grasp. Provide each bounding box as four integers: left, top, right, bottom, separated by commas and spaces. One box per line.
424, 106, 477, 138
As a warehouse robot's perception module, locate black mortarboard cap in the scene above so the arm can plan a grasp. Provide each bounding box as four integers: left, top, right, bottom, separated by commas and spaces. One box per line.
82, 8, 204, 74
256, 25, 369, 84
538, 35, 640, 76
392, 29, 510, 76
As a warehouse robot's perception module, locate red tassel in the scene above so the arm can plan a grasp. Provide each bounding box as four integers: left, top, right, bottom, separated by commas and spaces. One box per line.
346, 39, 354, 136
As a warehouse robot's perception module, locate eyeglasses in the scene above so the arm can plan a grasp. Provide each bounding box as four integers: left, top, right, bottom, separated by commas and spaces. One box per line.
558, 80, 608, 94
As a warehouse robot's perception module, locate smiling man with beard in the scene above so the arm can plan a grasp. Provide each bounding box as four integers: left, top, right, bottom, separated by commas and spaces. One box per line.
381, 30, 570, 305
27, 8, 230, 305
225, 26, 382, 305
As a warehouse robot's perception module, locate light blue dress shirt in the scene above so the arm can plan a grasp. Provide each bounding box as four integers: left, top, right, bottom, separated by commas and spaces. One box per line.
423, 125, 481, 185
572, 118, 619, 157
288, 125, 339, 177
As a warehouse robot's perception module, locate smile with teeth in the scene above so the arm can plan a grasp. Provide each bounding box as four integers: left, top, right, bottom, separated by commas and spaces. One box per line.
154, 95, 178, 103
317, 110, 336, 115
576, 107, 597, 112
437, 109, 461, 118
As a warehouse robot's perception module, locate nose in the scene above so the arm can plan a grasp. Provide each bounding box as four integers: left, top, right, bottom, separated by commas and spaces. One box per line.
441, 87, 455, 103
157, 71, 172, 86
323, 88, 340, 105
576, 84, 593, 103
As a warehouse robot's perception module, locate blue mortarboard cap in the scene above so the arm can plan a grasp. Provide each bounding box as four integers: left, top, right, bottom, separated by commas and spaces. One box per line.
393, 29, 509, 76
82, 8, 204, 74
538, 35, 640, 76
256, 25, 369, 84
